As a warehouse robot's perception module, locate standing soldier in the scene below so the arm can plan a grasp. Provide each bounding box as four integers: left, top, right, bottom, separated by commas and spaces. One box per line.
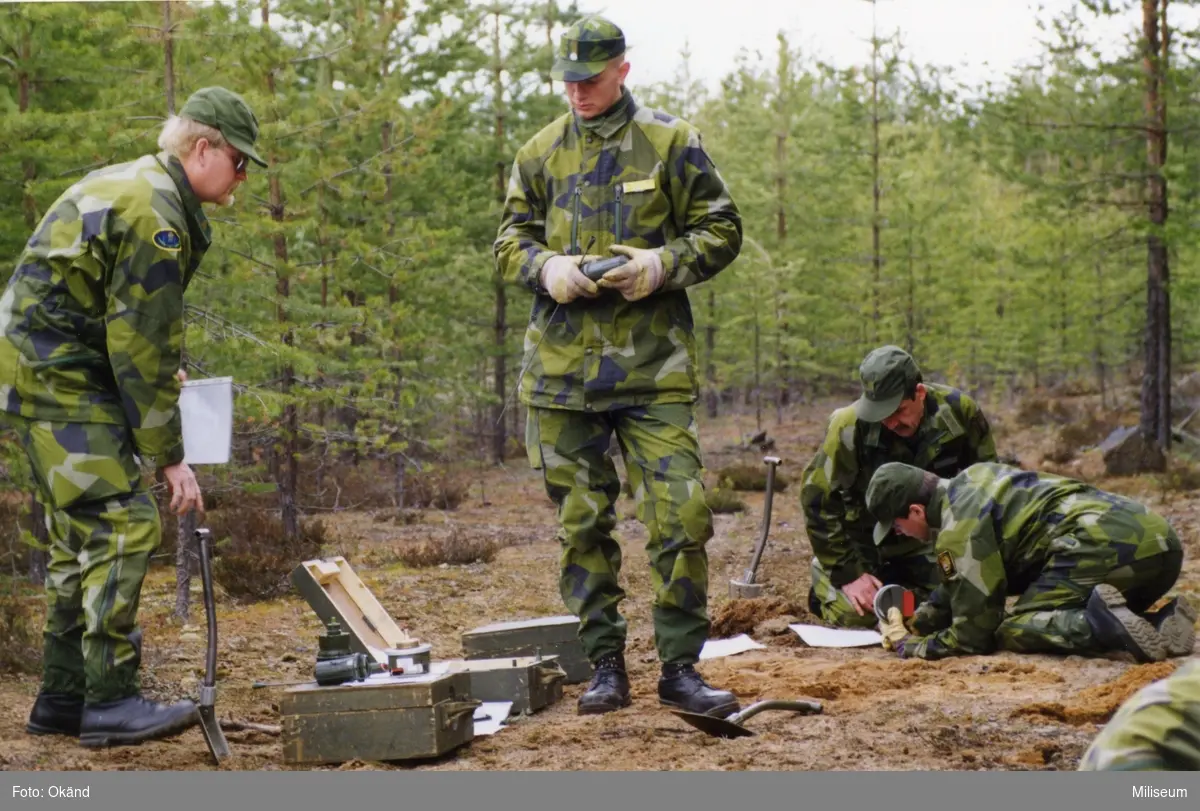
801, 346, 997, 627
1079, 660, 1200, 771
0, 87, 266, 747
494, 17, 742, 717
865, 461, 1195, 661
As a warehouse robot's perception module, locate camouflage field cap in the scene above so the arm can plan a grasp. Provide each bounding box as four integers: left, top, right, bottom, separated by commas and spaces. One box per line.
853, 345, 922, 423
179, 86, 267, 167
866, 462, 929, 544
551, 16, 626, 82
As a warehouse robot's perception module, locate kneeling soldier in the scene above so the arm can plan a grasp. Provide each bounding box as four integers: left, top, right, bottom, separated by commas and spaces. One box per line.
865, 462, 1194, 661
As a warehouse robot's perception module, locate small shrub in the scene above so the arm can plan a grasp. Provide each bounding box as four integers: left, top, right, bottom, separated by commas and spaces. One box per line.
395, 528, 499, 568
714, 464, 791, 492
1161, 458, 1200, 492
706, 487, 747, 514
372, 509, 424, 526
207, 503, 328, 601
1016, 396, 1074, 426
0, 591, 41, 675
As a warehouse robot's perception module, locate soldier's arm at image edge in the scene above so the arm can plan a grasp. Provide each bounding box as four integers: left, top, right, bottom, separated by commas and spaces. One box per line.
658, 130, 743, 292
104, 216, 187, 468
494, 154, 555, 294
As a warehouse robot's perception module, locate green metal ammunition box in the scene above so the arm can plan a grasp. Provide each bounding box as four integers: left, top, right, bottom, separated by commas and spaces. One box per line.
461, 616, 592, 684
443, 656, 567, 715
280, 671, 477, 765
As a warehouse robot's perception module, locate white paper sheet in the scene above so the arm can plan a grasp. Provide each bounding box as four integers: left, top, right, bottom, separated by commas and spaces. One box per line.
473, 701, 513, 736
179, 377, 233, 465
789, 623, 883, 648
699, 633, 766, 660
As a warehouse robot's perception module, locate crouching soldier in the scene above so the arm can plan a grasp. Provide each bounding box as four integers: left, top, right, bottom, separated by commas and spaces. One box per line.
1079, 659, 1200, 771
865, 462, 1195, 661
800, 346, 997, 628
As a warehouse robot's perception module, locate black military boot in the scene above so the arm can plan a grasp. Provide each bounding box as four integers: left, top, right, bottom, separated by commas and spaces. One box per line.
79, 695, 200, 748
658, 663, 740, 718
1147, 595, 1197, 657
576, 653, 632, 715
26, 693, 85, 737
1085, 584, 1166, 663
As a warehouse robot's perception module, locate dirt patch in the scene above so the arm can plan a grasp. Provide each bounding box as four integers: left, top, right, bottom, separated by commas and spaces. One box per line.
710, 597, 803, 637
1, 400, 1197, 772
1012, 661, 1178, 725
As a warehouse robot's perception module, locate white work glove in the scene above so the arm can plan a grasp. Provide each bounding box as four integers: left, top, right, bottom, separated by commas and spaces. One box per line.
540, 254, 600, 304
598, 244, 665, 302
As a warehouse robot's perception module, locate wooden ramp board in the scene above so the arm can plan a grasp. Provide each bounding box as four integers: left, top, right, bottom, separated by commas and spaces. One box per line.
291, 557, 419, 658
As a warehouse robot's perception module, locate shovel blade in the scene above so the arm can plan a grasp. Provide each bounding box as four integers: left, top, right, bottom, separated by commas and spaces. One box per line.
198, 707, 231, 763
671, 709, 755, 739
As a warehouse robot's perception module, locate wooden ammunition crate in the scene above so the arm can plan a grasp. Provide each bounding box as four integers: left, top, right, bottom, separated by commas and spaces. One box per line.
461, 616, 591, 684
280, 671, 477, 765
291, 557, 420, 658
442, 656, 567, 715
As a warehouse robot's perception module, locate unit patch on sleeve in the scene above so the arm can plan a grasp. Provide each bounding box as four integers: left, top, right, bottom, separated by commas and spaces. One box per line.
153, 228, 182, 251
937, 550, 958, 579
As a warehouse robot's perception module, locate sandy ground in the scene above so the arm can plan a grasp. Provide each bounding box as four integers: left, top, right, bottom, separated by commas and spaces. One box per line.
1, 397, 1197, 772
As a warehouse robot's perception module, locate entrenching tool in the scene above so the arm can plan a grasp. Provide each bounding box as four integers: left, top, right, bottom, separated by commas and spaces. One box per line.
195, 528, 231, 764
671, 699, 823, 739
729, 456, 782, 599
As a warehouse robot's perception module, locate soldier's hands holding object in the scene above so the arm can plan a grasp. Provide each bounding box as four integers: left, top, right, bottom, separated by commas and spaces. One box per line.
599, 244, 665, 301
880, 606, 911, 653
163, 461, 205, 517
541, 254, 600, 304
842, 572, 883, 616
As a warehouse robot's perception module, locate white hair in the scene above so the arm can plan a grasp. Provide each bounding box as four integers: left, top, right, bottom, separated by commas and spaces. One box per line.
157, 115, 227, 160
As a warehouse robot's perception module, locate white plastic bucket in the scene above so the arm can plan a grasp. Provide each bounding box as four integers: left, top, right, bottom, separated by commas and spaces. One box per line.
179, 376, 234, 465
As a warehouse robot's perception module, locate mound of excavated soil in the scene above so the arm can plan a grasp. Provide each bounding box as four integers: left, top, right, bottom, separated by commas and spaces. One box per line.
710, 596, 805, 637
1011, 661, 1178, 725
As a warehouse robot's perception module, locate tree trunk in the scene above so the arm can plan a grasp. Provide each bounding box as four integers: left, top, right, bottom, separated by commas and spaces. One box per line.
491, 10, 508, 465
262, 0, 300, 539
162, 1, 176, 114
1139, 0, 1171, 455
869, 9, 882, 344
18, 27, 37, 230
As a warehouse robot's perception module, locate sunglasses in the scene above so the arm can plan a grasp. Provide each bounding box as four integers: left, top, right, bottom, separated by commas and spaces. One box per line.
231, 151, 248, 174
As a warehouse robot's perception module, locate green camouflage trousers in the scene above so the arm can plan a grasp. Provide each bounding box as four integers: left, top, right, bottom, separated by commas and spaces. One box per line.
11, 418, 160, 703
996, 506, 1182, 656
527, 403, 712, 664
1079, 659, 1200, 771
808, 540, 942, 628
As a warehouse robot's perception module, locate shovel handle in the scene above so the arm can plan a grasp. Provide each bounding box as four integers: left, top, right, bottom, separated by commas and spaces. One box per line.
728, 698, 822, 725
742, 457, 782, 585
196, 528, 219, 693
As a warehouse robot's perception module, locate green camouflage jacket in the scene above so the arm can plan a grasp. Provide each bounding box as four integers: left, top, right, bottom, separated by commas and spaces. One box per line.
902, 463, 1166, 660
1079, 659, 1200, 771
0, 153, 212, 467
800, 383, 996, 585
493, 88, 741, 411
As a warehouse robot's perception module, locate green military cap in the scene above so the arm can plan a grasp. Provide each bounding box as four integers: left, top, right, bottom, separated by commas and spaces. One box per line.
551, 16, 626, 83
866, 462, 928, 544
854, 345, 922, 423
179, 86, 268, 168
